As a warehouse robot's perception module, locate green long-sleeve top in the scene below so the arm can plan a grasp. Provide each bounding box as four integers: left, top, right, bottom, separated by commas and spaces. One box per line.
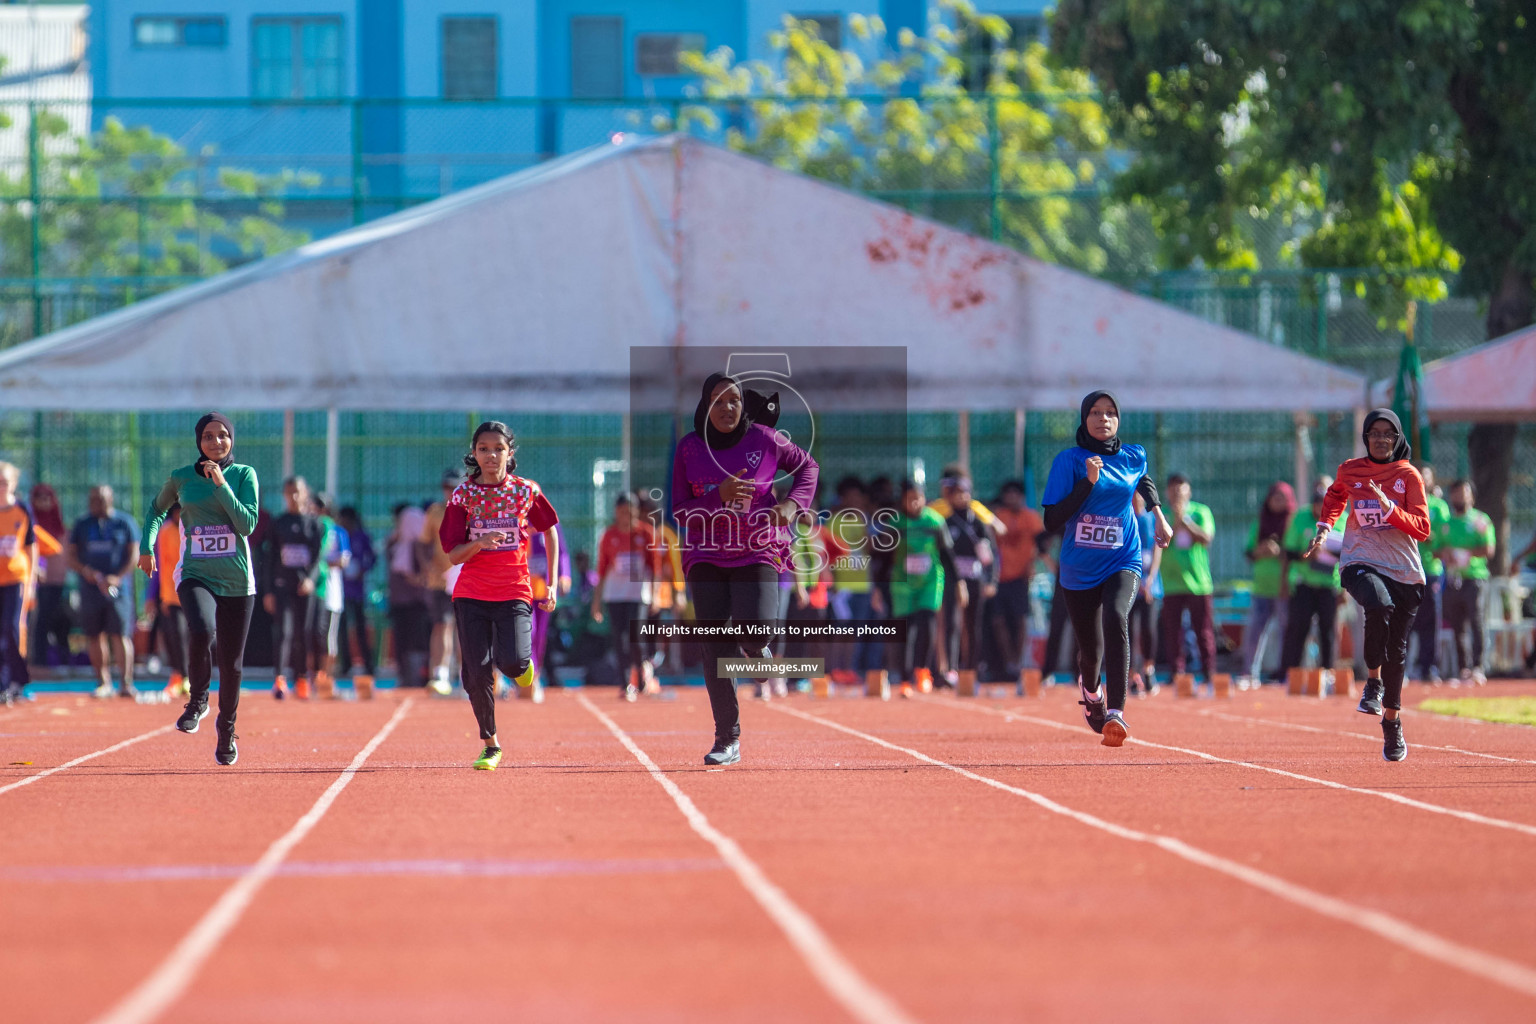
141, 463, 260, 597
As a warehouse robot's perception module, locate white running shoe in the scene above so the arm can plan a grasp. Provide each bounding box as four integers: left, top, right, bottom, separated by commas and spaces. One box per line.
428, 678, 454, 697
93, 682, 114, 699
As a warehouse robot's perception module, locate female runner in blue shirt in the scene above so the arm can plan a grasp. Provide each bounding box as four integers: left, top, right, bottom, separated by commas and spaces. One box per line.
1042, 391, 1172, 746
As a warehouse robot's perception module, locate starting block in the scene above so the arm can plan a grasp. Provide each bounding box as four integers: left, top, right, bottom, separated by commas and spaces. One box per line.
1212, 673, 1232, 698
1174, 673, 1195, 698
1287, 667, 1306, 695
354, 675, 375, 700
811, 675, 832, 699
1332, 667, 1355, 697
1302, 669, 1325, 697
865, 669, 890, 701
957, 669, 978, 697
1019, 668, 1042, 698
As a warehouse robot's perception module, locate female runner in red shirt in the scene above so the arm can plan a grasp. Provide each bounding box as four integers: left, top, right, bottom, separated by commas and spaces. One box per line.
439, 421, 560, 770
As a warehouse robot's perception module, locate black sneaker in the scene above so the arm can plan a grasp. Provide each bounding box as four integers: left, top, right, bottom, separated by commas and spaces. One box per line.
1078, 677, 1107, 735
1382, 718, 1407, 761
704, 738, 740, 766
1357, 679, 1384, 716
176, 701, 210, 733
215, 726, 239, 766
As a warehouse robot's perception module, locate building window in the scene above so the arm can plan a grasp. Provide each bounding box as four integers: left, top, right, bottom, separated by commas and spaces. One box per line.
133, 16, 227, 48
570, 16, 623, 98
443, 17, 497, 100
791, 14, 841, 49
635, 33, 705, 77
252, 17, 344, 100
960, 15, 1046, 92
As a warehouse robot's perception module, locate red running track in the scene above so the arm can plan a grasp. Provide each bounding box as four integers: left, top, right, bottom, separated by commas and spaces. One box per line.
4, 680, 1536, 1023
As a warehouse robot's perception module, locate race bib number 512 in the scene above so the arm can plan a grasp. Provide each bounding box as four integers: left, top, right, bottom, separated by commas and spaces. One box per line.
1075, 514, 1123, 550
187, 524, 237, 559
1352, 499, 1390, 531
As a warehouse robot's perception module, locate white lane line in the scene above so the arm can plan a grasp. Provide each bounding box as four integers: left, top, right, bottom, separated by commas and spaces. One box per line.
0, 725, 175, 796
91, 698, 415, 1024
578, 695, 917, 1024
1187, 706, 1536, 767
930, 698, 1536, 840
772, 703, 1536, 1000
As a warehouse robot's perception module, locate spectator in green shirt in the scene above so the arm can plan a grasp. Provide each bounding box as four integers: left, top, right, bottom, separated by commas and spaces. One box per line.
1409, 464, 1450, 682
1438, 479, 1496, 684
1240, 481, 1295, 684
1280, 483, 1344, 680
1159, 473, 1218, 681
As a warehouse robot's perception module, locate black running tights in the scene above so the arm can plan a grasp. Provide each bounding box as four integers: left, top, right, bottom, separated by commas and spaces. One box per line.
1341, 565, 1424, 712
178, 582, 255, 731
1060, 569, 1139, 713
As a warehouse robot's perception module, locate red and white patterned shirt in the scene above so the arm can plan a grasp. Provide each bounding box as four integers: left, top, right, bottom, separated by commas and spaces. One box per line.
438, 474, 559, 604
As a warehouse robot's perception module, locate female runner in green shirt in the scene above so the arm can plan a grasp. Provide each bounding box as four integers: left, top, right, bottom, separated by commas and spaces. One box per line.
139, 413, 260, 766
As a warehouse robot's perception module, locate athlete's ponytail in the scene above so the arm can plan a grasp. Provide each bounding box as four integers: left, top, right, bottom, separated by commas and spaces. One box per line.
463, 420, 517, 479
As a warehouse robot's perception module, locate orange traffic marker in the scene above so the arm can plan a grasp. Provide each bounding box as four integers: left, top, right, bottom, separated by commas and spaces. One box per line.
1287, 667, 1306, 695
811, 675, 832, 699
1332, 667, 1355, 697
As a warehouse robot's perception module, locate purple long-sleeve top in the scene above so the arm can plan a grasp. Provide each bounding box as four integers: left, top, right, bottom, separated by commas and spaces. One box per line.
671, 422, 819, 574
527, 522, 570, 582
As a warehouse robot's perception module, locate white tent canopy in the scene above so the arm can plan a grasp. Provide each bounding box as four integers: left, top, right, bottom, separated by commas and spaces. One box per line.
0, 134, 1366, 413
1374, 325, 1536, 423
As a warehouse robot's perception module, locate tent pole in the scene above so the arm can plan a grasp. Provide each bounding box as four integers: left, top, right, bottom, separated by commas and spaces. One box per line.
1013, 408, 1025, 478
282, 409, 295, 479
325, 406, 340, 497
621, 412, 632, 493
957, 410, 970, 472
1292, 411, 1311, 496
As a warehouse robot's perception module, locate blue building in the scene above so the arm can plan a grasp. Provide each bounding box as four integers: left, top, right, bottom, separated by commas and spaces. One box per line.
87, 1, 1050, 198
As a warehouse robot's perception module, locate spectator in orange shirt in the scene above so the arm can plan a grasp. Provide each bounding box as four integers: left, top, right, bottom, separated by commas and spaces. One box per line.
0, 462, 38, 703
989, 480, 1044, 677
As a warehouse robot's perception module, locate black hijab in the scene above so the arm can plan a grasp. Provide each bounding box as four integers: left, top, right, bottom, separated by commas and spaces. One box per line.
693, 373, 781, 451
1362, 408, 1412, 464
195, 411, 236, 470
1076, 389, 1122, 457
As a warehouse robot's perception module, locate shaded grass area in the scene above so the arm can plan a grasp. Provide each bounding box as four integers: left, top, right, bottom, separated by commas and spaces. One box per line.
1418, 696, 1536, 727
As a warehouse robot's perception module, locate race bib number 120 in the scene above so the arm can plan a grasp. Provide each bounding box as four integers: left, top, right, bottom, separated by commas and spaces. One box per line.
187, 524, 237, 559
1075, 514, 1123, 550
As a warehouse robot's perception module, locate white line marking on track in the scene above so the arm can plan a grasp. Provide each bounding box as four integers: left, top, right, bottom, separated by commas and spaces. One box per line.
0, 725, 174, 796
90, 698, 415, 1024
1187, 706, 1536, 766
929, 699, 1536, 839
772, 703, 1536, 1000
578, 694, 917, 1024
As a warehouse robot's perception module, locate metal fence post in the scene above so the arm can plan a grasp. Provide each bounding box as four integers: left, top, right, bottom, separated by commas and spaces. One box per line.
351, 98, 365, 225
988, 94, 1001, 242
29, 102, 43, 340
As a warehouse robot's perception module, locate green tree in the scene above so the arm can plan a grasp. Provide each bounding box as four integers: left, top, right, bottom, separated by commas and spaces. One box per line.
1053, 0, 1533, 567
660, 2, 1144, 275
0, 107, 313, 343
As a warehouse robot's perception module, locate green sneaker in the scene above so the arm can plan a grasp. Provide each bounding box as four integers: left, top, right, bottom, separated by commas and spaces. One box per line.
515, 662, 537, 689
472, 745, 503, 771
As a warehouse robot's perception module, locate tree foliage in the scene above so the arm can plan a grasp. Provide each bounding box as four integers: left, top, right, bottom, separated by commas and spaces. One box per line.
658, 1, 1144, 275
0, 108, 313, 281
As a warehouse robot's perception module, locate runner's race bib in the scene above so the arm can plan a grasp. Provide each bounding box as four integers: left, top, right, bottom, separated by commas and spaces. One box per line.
954, 555, 984, 579
187, 524, 237, 559
1075, 514, 1124, 551
904, 553, 933, 577
720, 483, 753, 513
280, 543, 311, 568
470, 517, 520, 551
613, 550, 647, 578
1352, 499, 1391, 531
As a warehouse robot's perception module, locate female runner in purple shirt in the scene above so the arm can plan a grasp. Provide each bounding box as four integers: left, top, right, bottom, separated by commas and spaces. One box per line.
671, 373, 819, 765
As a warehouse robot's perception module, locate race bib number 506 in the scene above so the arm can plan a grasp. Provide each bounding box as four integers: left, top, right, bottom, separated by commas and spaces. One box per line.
187, 524, 237, 559
1075, 514, 1124, 550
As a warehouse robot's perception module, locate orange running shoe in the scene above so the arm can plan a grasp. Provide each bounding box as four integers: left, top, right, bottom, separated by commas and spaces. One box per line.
294, 677, 312, 700
272, 675, 289, 700
900, 682, 915, 699
915, 668, 933, 694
